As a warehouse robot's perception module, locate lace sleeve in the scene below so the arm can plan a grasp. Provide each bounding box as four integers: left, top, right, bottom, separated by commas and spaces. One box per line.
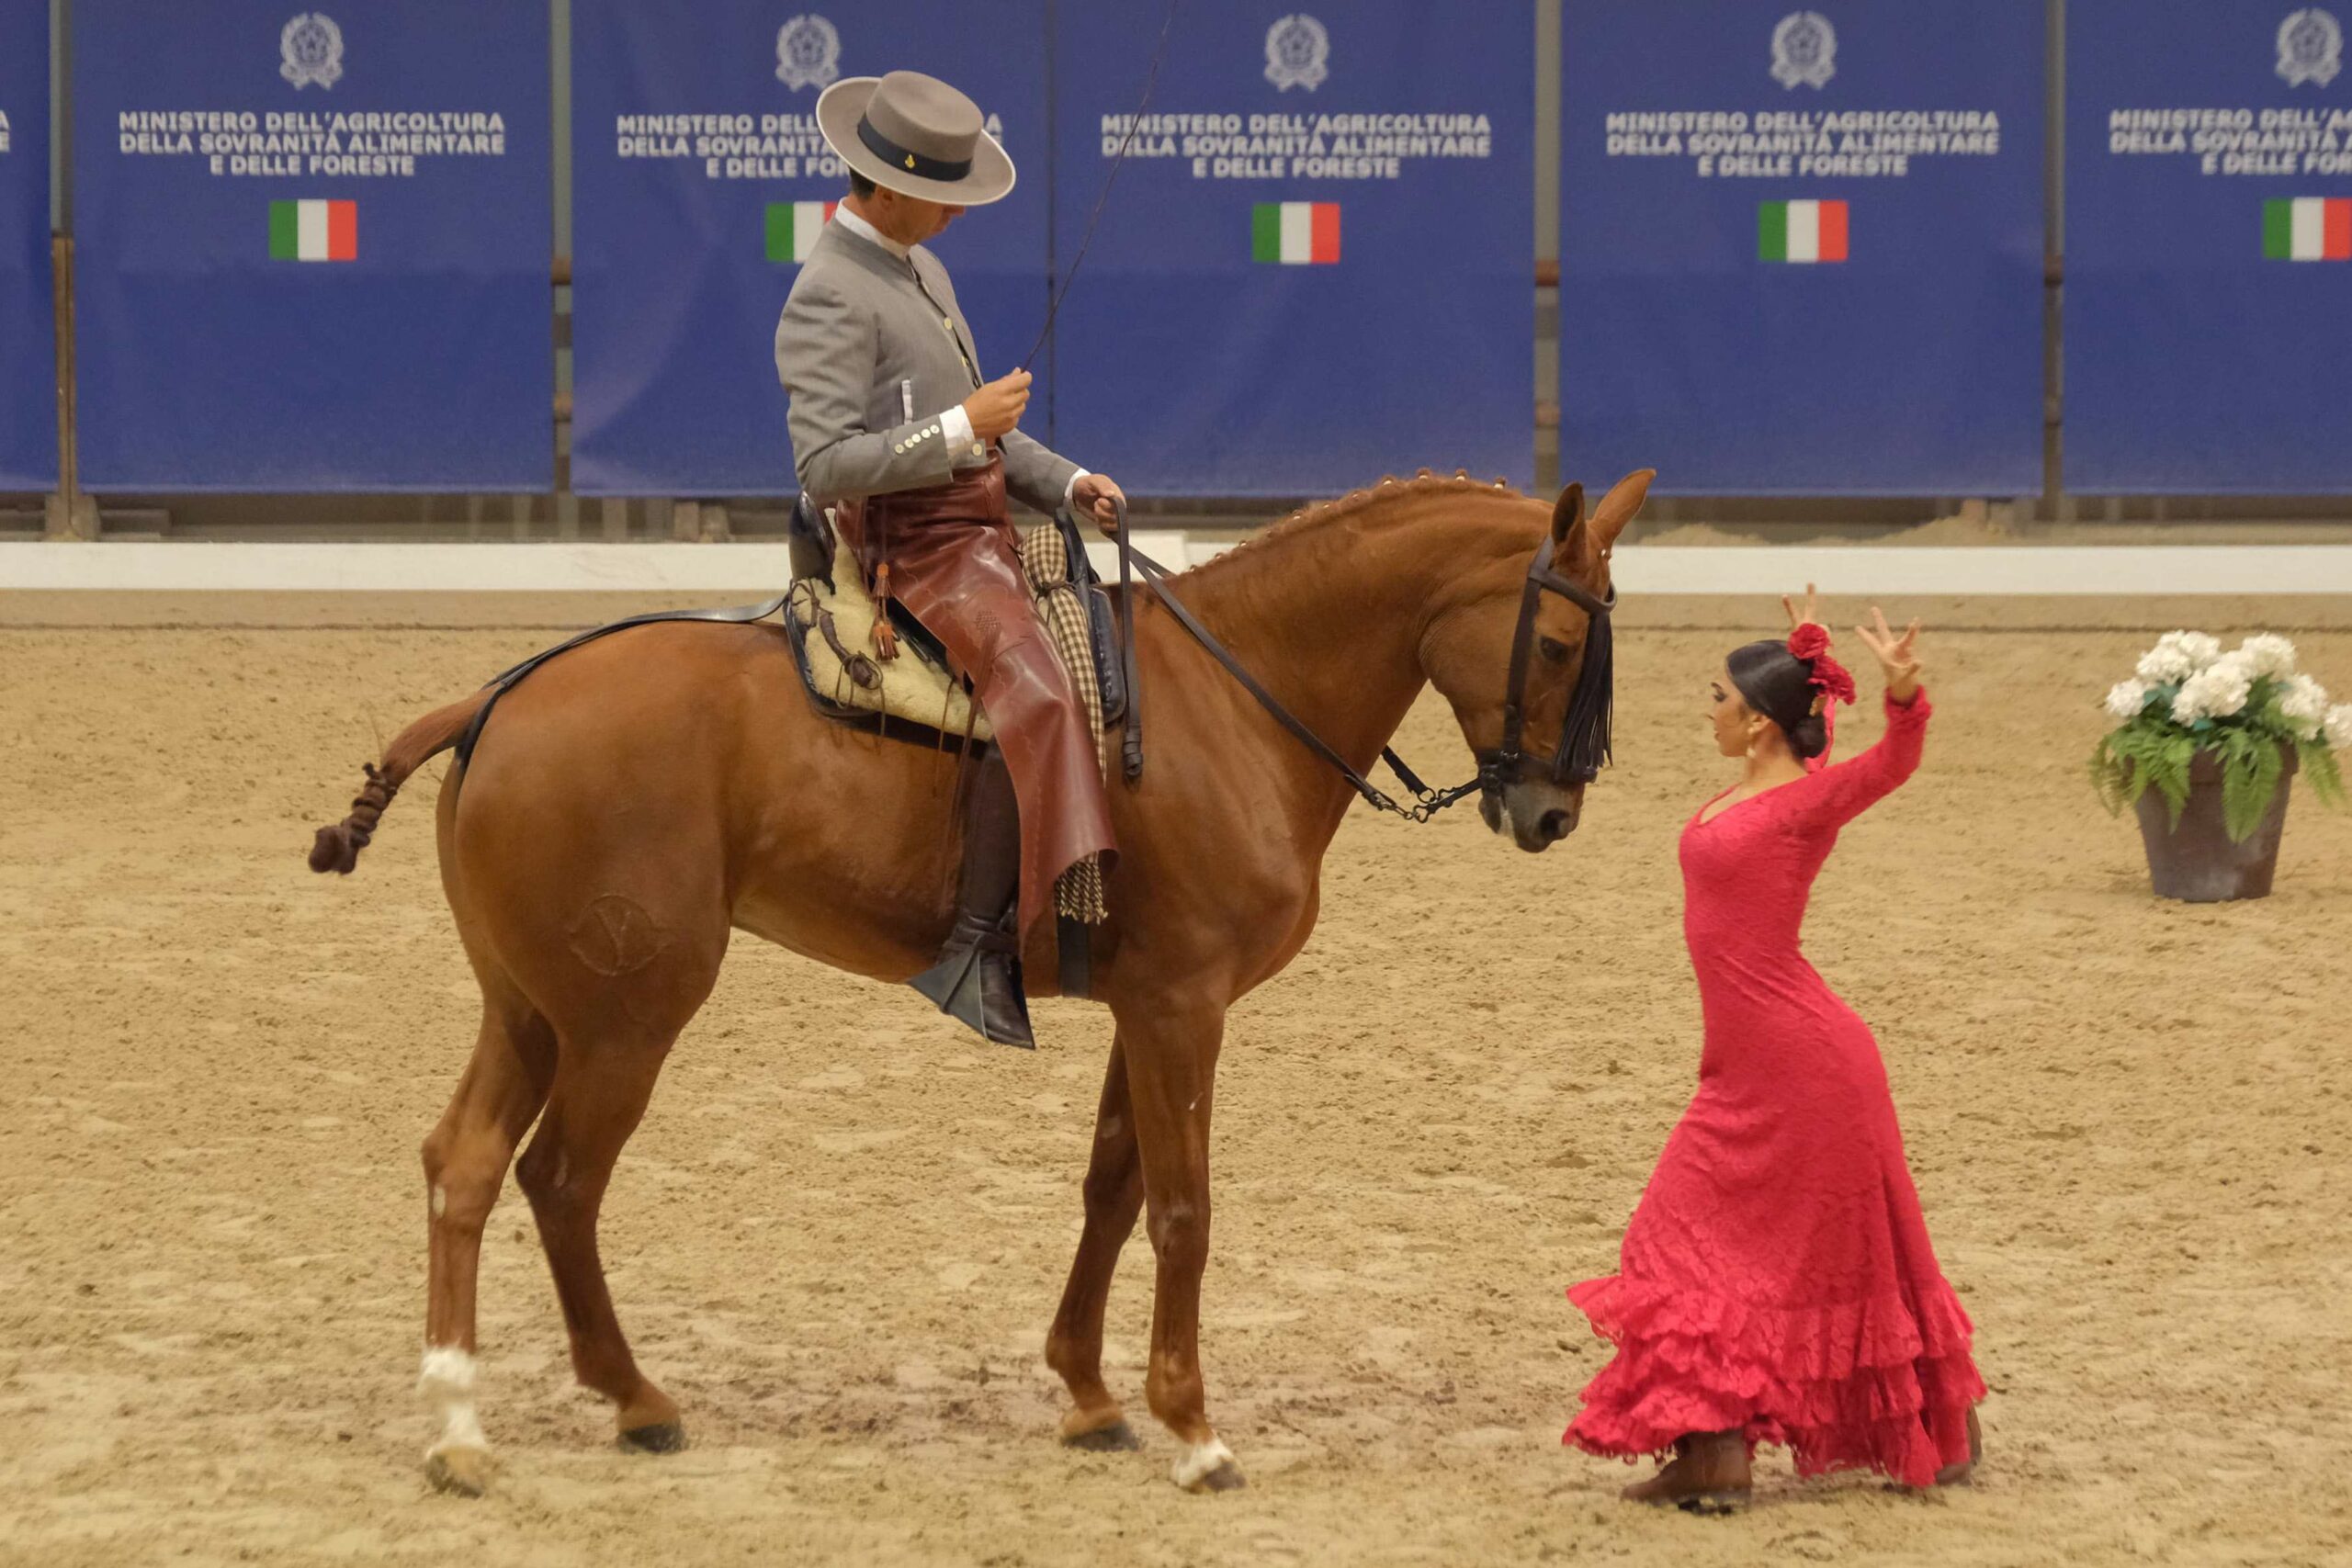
1788, 689, 1931, 829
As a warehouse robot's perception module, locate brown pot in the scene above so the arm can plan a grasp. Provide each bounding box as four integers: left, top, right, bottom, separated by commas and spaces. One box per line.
2133, 747, 2299, 903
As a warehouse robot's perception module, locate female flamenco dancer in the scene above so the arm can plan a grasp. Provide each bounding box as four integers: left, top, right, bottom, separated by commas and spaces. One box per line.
1564, 592, 1985, 1512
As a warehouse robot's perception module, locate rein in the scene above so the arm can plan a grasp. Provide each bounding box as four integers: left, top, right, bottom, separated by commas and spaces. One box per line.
1097, 501, 1616, 823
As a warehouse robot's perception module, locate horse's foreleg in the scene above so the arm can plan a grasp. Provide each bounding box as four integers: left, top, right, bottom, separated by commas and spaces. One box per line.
418, 1002, 555, 1495
1117, 998, 1242, 1493
1045, 1034, 1145, 1450
514, 1034, 684, 1453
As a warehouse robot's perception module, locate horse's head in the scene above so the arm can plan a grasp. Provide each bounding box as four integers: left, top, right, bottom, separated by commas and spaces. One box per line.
1423, 469, 1652, 852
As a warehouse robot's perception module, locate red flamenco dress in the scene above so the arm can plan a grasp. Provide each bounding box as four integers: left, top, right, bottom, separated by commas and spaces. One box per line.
1565, 690, 1984, 1488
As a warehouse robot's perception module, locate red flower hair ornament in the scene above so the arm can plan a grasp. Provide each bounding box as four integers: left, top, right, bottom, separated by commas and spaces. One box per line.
1787, 623, 1858, 773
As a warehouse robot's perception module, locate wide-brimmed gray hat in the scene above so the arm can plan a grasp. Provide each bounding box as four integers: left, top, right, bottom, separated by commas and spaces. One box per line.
816, 71, 1015, 206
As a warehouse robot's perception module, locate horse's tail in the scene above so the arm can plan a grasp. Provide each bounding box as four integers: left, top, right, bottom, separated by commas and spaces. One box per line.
306, 689, 491, 875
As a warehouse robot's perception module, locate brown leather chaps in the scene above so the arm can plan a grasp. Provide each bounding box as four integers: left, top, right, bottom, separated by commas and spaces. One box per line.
831, 457, 1116, 939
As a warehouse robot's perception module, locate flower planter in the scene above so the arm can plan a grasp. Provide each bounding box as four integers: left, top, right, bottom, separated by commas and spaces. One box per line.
2133, 749, 2299, 903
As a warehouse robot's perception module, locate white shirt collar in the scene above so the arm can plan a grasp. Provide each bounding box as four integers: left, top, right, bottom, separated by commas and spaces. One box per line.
831, 202, 910, 260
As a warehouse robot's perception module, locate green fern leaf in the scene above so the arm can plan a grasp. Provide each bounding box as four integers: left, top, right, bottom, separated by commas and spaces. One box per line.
2221, 733, 2283, 843
2148, 734, 2195, 826
2301, 740, 2346, 808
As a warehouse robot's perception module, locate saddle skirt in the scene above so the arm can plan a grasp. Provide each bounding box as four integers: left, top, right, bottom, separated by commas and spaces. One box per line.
783, 502, 1126, 750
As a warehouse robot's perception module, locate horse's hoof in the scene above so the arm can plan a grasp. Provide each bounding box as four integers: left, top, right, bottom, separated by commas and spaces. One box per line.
425, 1445, 495, 1497
1186, 1459, 1248, 1494
1062, 1418, 1143, 1453
617, 1420, 687, 1455
1172, 1438, 1245, 1494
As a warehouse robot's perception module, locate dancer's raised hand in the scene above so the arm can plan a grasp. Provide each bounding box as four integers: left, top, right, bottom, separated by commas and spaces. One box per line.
1853, 608, 1923, 703
1781, 581, 1823, 636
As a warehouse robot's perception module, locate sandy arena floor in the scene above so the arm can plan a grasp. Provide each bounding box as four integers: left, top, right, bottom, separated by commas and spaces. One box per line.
2, 593, 2349, 1567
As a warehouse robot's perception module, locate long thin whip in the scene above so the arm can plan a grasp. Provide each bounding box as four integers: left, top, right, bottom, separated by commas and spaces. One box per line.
1019, 0, 1182, 374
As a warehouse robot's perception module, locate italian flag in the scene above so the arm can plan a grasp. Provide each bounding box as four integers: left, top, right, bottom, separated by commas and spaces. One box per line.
765, 200, 836, 264
1251, 201, 1340, 265
268, 198, 356, 263
2264, 197, 2352, 261
1758, 198, 1848, 264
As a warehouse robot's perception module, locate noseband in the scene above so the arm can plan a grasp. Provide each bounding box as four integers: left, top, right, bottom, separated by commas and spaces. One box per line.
1110, 510, 1615, 824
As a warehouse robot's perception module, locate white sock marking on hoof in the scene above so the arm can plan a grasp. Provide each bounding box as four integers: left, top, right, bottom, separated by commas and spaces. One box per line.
418, 1346, 488, 1457
1171, 1437, 1235, 1489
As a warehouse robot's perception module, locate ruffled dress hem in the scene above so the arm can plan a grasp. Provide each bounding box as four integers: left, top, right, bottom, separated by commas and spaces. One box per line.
1561, 1274, 1985, 1488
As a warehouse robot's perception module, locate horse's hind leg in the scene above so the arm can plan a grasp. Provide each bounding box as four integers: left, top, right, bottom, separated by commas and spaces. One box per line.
515, 1030, 687, 1451
1046, 1034, 1146, 1451
418, 996, 556, 1495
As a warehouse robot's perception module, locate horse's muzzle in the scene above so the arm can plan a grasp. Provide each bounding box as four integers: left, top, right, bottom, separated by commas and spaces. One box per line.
1481, 778, 1583, 852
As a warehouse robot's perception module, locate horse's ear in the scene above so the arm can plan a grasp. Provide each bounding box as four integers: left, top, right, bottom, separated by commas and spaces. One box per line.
1586, 468, 1656, 554
1549, 481, 1586, 547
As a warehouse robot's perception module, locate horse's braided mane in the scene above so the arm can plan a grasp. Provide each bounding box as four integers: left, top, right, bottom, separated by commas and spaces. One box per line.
1180, 468, 1527, 582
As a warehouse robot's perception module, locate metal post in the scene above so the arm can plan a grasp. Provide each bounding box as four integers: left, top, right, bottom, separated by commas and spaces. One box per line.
43, 232, 95, 538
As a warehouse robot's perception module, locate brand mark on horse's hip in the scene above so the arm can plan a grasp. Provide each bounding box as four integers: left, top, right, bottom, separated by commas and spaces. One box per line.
567, 895, 668, 977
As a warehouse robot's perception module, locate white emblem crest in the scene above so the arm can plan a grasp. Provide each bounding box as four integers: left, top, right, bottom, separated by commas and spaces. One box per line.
1264, 14, 1329, 93
279, 13, 344, 91
1770, 11, 1838, 91
2278, 8, 2343, 87
776, 14, 842, 93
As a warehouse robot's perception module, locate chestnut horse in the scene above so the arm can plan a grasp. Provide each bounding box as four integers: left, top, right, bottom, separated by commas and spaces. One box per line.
309, 468, 1650, 1495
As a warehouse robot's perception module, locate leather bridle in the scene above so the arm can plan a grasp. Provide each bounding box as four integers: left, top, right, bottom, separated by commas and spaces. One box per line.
1108, 508, 1615, 824
1487, 533, 1618, 795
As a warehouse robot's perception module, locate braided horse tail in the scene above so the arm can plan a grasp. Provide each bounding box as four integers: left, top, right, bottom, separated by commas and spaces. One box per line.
306, 689, 493, 874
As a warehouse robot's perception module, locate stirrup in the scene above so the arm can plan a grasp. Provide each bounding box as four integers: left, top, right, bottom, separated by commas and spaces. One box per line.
908, 920, 1035, 1049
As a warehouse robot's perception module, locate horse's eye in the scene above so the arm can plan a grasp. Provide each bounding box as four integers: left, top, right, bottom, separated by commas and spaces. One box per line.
1538, 637, 1571, 663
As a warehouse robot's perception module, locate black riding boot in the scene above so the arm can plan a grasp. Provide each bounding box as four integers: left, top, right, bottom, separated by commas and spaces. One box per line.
909, 751, 1034, 1048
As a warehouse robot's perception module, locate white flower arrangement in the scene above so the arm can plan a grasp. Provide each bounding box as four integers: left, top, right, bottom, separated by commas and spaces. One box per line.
2093, 631, 2347, 840
2134, 630, 2222, 684
2278, 675, 2331, 741
2170, 653, 2256, 726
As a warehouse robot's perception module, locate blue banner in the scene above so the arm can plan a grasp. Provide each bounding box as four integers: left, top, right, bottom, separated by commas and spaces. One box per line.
71, 1, 550, 491
571, 2, 1049, 497
2067, 3, 2352, 493
1050, 2, 1534, 496
1561, 3, 2043, 496
1, 0, 53, 491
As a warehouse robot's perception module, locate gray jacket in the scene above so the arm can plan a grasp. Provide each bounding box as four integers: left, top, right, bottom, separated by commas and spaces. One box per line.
774, 219, 1079, 512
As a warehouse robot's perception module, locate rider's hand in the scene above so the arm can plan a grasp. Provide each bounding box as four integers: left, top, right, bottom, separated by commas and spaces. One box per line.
1853, 607, 1924, 704
1072, 472, 1126, 534
961, 370, 1031, 443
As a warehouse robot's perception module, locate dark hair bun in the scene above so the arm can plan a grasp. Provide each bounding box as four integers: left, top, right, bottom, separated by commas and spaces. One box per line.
1726, 638, 1830, 759
1786, 711, 1829, 761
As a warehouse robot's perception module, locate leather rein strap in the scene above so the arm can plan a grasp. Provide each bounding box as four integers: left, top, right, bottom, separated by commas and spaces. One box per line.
1101, 500, 1615, 823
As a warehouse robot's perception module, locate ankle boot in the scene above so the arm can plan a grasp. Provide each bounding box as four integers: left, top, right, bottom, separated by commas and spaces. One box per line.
909, 751, 1034, 1048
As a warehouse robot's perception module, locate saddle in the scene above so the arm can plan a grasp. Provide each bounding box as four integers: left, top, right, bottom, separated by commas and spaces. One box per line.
452, 497, 1125, 773
781, 494, 1128, 747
